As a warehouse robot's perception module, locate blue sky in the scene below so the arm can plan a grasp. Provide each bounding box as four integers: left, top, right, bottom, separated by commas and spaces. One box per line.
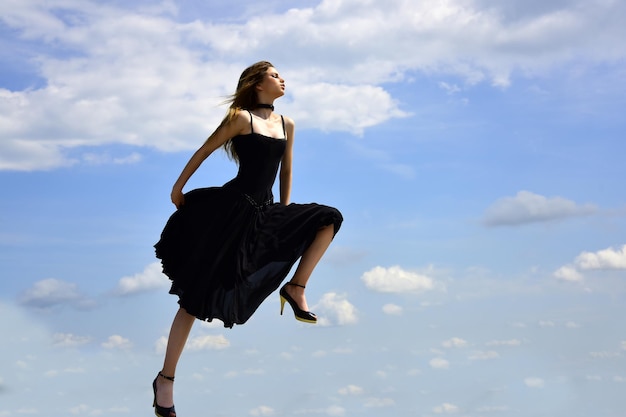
1, 0, 626, 416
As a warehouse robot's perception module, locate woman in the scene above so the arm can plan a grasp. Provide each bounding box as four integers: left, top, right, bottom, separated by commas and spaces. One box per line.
152, 61, 343, 417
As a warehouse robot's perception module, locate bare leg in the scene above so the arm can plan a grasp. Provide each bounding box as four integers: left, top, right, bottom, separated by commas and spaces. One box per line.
284, 224, 334, 311
156, 307, 195, 408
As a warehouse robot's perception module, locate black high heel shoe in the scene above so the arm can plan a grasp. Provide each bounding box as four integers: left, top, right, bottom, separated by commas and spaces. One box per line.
279, 282, 317, 323
152, 371, 176, 417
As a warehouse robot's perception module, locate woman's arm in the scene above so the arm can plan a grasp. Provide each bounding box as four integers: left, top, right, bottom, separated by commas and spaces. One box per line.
171, 111, 248, 208
279, 117, 295, 205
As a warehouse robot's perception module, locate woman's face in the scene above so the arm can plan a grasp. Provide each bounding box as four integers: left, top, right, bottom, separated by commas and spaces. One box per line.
256, 67, 285, 98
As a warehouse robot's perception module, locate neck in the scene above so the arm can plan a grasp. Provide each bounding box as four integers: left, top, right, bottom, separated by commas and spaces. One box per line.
256, 103, 274, 111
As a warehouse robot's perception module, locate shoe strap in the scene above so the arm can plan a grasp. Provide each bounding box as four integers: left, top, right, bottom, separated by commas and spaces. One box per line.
159, 371, 175, 382
286, 282, 306, 289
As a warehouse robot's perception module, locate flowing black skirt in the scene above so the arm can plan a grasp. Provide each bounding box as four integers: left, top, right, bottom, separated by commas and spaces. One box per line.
154, 187, 343, 328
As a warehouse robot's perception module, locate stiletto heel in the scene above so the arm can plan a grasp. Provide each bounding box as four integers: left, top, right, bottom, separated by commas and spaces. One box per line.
279, 282, 317, 324
152, 372, 176, 417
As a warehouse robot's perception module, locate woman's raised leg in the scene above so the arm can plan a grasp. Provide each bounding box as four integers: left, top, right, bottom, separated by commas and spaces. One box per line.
283, 224, 334, 312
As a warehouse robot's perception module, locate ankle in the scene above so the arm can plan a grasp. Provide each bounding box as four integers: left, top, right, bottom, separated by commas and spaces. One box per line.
287, 281, 306, 289
285, 284, 305, 298
159, 371, 175, 383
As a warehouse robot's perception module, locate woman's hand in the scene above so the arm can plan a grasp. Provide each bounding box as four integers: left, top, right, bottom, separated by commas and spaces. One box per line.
171, 188, 185, 209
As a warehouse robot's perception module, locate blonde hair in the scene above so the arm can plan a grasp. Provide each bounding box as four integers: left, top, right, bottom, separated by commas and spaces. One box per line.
221, 61, 275, 162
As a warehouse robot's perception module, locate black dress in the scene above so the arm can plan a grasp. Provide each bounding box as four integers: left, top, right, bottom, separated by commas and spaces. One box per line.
155, 113, 343, 328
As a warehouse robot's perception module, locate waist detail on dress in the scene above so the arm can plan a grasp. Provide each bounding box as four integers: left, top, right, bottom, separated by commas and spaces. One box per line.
243, 193, 273, 211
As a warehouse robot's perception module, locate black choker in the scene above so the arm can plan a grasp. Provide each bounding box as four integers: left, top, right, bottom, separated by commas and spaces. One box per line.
257, 103, 274, 111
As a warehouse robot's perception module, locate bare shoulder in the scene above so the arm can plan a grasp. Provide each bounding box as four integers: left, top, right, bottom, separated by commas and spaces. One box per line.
204, 109, 250, 149
283, 116, 296, 138
282, 115, 296, 143
231, 109, 251, 128
217, 109, 250, 137
282, 115, 295, 130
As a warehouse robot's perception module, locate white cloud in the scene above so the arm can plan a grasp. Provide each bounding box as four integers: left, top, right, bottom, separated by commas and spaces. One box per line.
553, 265, 584, 282
52, 333, 91, 348
442, 337, 468, 348
553, 244, 626, 287
621, 341, 626, 351
438, 82, 462, 95
338, 385, 364, 396
483, 191, 596, 226
69, 404, 90, 415
476, 406, 509, 413
102, 335, 132, 350
154, 336, 168, 355
524, 377, 545, 388
0, 1, 409, 171
433, 403, 459, 414
575, 245, 626, 270
71, 405, 126, 415
114, 262, 170, 296
312, 350, 327, 358
314, 292, 358, 326
2, 0, 625, 170
289, 83, 409, 135
19, 278, 95, 310
82, 151, 142, 166
45, 367, 85, 378
249, 405, 274, 416
469, 350, 500, 360
382, 303, 403, 315
13, 409, 38, 415
429, 358, 450, 369
226, 369, 264, 378
364, 397, 395, 408
325, 405, 346, 416
589, 351, 621, 359
293, 406, 346, 417
0, 134, 72, 171
361, 265, 435, 294
486, 339, 522, 347
243, 369, 265, 376
186, 334, 230, 351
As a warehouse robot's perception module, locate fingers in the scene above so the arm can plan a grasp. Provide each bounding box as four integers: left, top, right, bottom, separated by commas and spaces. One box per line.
171, 190, 185, 209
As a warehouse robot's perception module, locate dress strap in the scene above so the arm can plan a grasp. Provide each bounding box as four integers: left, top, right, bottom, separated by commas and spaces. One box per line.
246, 110, 254, 133
280, 115, 286, 139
